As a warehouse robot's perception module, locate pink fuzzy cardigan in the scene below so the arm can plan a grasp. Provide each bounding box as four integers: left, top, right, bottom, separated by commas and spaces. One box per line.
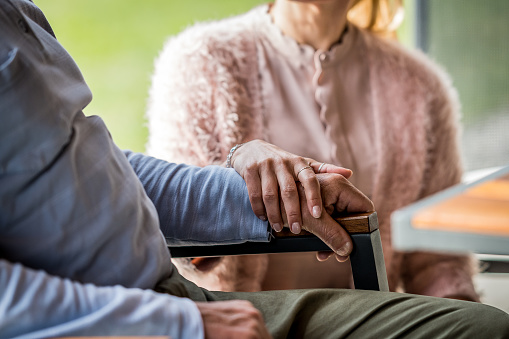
147, 7, 479, 300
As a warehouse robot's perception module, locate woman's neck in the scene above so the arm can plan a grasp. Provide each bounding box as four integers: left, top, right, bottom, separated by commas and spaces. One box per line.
270, 0, 352, 51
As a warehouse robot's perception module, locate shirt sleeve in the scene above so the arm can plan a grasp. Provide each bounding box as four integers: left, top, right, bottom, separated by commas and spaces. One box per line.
0, 259, 203, 338
124, 151, 270, 246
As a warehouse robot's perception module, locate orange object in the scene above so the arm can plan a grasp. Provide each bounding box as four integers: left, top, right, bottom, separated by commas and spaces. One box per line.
413, 174, 509, 236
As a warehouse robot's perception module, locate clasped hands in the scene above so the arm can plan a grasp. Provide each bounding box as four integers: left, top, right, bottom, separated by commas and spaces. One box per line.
198, 140, 374, 339
230, 139, 374, 262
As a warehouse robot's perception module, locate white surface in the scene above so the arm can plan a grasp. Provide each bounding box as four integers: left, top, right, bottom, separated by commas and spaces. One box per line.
475, 273, 509, 314
462, 166, 503, 183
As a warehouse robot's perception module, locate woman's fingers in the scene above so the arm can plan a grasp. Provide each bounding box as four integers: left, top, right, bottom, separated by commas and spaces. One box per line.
232, 140, 360, 234
260, 165, 284, 232
295, 161, 323, 220
276, 166, 302, 233
281, 185, 353, 258
310, 161, 353, 179
243, 166, 267, 221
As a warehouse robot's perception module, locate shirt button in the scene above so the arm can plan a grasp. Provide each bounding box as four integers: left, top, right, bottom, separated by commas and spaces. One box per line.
319, 53, 328, 62
18, 18, 29, 33
317, 73, 324, 85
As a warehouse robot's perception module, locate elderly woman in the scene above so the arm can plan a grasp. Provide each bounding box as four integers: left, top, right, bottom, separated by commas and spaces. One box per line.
146, 0, 479, 301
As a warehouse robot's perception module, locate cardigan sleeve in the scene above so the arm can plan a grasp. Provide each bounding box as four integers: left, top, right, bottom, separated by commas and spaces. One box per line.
398, 62, 480, 301
146, 20, 262, 168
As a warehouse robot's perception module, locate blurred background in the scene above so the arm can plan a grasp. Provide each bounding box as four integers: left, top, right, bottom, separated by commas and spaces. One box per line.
36, 0, 509, 172
36, 0, 266, 153
36, 0, 508, 312
411, 0, 509, 173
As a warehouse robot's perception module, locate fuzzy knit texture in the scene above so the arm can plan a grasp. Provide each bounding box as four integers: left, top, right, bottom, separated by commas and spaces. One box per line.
147, 6, 479, 300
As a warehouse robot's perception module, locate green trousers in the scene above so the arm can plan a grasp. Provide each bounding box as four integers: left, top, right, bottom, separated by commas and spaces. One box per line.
156, 268, 509, 339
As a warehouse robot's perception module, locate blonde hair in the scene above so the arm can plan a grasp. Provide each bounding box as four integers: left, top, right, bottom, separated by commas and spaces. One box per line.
348, 0, 404, 38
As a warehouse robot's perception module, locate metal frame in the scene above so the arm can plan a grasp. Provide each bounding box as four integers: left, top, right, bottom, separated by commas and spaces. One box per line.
170, 212, 389, 291
415, 0, 430, 51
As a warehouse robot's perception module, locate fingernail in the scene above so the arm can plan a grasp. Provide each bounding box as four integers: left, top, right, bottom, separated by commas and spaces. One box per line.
337, 242, 352, 257
272, 223, 282, 232
312, 205, 321, 218
258, 215, 267, 221
336, 255, 349, 263
291, 222, 301, 234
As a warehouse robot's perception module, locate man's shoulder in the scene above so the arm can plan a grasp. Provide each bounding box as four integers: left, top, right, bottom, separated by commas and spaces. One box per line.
8, 0, 55, 37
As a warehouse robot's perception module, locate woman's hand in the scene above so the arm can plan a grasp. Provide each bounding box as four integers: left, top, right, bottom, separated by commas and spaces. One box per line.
230, 139, 352, 234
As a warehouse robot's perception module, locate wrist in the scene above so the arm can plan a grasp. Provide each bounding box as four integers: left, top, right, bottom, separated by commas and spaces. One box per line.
226, 143, 245, 168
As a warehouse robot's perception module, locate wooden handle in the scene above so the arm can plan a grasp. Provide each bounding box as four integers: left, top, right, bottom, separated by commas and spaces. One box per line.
169, 211, 379, 258
274, 211, 378, 238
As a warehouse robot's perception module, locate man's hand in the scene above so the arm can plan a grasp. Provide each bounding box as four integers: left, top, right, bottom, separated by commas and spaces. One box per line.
317, 173, 374, 216
231, 139, 352, 234
281, 173, 374, 262
196, 300, 272, 339
315, 173, 375, 261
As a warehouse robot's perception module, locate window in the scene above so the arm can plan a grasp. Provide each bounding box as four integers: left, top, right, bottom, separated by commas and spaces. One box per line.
408, 0, 509, 172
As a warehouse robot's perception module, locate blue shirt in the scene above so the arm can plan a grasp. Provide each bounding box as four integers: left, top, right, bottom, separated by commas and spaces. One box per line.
0, 0, 269, 337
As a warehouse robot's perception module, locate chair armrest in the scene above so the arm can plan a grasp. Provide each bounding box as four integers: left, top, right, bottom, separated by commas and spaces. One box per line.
169, 212, 377, 256
169, 211, 388, 291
